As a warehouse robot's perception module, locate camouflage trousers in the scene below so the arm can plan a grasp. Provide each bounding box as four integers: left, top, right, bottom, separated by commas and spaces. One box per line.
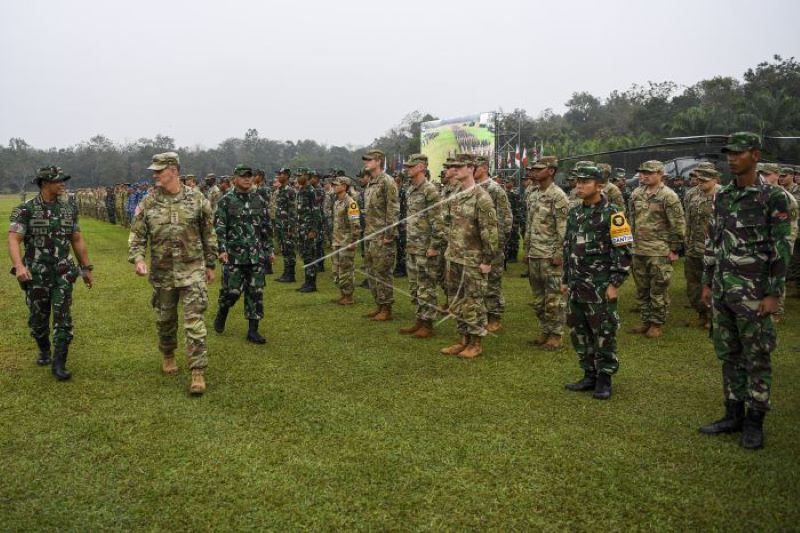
25, 267, 76, 347
219, 264, 266, 320
711, 296, 774, 412
684, 255, 707, 316
407, 252, 439, 322
151, 282, 209, 369
395, 231, 407, 274
528, 258, 565, 336
788, 244, 800, 282
567, 298, 620, 376
486, 250, 506, 320
299, 236, 317, 281
364, 239, 395, 306
332, 246, 356, 296
632, 255, 673, 326
447, 261, 488, 337
505, 228, 520, 262
278, 232, 296, 271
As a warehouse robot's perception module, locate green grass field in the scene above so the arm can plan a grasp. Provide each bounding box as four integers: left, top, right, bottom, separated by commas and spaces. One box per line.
1, 194, 798, 530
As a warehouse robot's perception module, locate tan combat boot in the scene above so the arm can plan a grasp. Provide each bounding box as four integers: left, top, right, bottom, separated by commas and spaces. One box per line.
486, 318, 503, 333
542, 335, 563, 351
190, 369, 206, 395
441, 335, 468, 355
399, 320, 423, 334
332, 292, 345, 304
527, 334, 548, 346
372, 305, 392, 321
363, 307, 381, 318
645, 325, 663, 338
413, 320, 434, 339
162, 356, 178, 375
338, 294, 354, 306
458, 336, 483, 359
628, 322, 651, 334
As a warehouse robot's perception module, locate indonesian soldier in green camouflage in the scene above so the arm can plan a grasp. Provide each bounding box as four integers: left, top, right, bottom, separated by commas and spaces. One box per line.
778, 166, 800, 296
274, 168, 298, 283
212, 164, 274, 344
294, 169, 324, 292
128, 152, 218, 395
699, 132, 792, 450
562, 166, 633, 400
627, 160, 686, 338
330, 176, 361, 305
8, 166, 94, 381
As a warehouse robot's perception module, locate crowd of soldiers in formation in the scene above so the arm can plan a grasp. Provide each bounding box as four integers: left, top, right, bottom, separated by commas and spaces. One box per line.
9, 132, 797, 450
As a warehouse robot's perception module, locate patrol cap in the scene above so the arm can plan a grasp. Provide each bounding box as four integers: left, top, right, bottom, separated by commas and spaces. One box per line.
33, 165, 71, 185
597, 163, 612, 179
474, 155, 490, 167
757, 163, 781, 175
254, 168, 266, 177
277, 167, 292, 176
530, 156, 558, 170
689, 162, 719, 179
403, 153, 428, 167
573, 160, 595, 172
233, 164, 253, 177
295, 167, 308, 175
147, 152, 181, 171
573, 166, 603, 181
331, 175, 352, 187
721, 132, 761, 153
637, 160, 665, 173
205, 173, 216, 180
454, 153, 475, 166
695, 168, 721, 180
362, 149, 385, 161
185, 174, 197, 180
780, 166, 795, 175
442, 157, 457, 168
614, 168, 626, 178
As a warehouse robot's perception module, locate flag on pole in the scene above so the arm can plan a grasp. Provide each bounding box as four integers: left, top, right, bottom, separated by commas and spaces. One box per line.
522, 146, 528, 168
514, 144, 521, 168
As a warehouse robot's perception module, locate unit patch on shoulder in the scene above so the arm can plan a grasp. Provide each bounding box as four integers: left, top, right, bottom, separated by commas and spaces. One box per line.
348, 201, 361, 221
610, 211, 633, 247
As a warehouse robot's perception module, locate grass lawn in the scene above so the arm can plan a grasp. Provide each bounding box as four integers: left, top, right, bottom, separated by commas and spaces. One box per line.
1, 194, 798, 530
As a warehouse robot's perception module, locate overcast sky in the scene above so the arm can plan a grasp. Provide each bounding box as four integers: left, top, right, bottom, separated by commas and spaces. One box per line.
1, 0, 798, 150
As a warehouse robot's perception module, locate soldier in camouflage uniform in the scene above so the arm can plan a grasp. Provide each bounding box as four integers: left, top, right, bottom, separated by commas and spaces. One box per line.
128, 152, 217, 395
105, 186, 116, 224
683, 163, 721, 328
309, 171, 326, 273
274, 168, 297, 283
393, 172, 408, 278
597, 163, 626, 212
253, 169, 274, 275
562, 166, 632, 400
475, 155, 512, 332
361, 149, 400, 321
699, 133, 792, 450
295, 169, 323, 293
779, 166, 800, 296
627, 160, 686, 338
437, 159, 460, 299
504, 179, 521, 263
398, 154, 445, 339
212, 165, 274, 344
8, 166, 94, 381
525, 156, 569, 350
330, 176, 361, 305
440, 154, 498, 359
519, 171, 536, 279
204, 173, 222, 214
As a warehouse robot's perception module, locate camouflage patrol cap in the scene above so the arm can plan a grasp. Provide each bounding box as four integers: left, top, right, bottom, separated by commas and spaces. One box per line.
185, 174, 196, 180
614, 167, 626, 177
597, 163, 612, 179
147, 152, 180, 171
205, 173, 216, 180
637, 160, 665, 173
254, 168, 266, 177
757, 163, 781, 175
233, 164, 253, 177
331, 175, 352, 187
530, 156, 558, 170
573, 166, 603, 181
403, 153, 429, 167
690, 162, 720, 179
295, 167, 308, 175
721, 132, 761, 153
454, 153, 476, 166
474, 155, 490, 167
442, 157, 457, 168
277, 167, 292, 176
362, 149, 385, 161
573, 160, 594, 171
308, 169, 319, 178
780, 166, 795, 175
33, 165, 71, 185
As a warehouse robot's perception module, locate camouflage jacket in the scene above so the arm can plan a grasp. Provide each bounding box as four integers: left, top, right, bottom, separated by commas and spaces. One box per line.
128, 185, 218, 288
9, 194, 80, 267
206, 185, 222, 213
332, 193, 361, 248
684, 184, 721, 257
295, 184, 323, 239
603, 182, 625, 212
479, 178, 513, 245
525, 181, 569, 259
364, 172, 399, 240
563, 197, 633, 303
275, 184, 296, 236
405, 179, 446, 255
702, 181, 792, 300
628, 183, 686, 256
214, 189, 273, 265
397, 185, 408, 236
779, 186, 799, 244
444, 184, 498, 267
506, 189, 521, 230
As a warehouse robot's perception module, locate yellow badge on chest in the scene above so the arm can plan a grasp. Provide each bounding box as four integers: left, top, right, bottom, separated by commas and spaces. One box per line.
610, 212, 633, 246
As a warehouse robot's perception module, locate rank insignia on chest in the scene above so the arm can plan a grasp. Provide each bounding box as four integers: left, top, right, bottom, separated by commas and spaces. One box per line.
170, 211, 179, 224
610, 212, 633, 246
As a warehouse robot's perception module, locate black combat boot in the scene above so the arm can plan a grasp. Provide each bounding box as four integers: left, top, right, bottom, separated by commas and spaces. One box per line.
264, 261, 273, 275
565, 370, 596, 391
246, 319, 266, 344
317, 260, 325, 273
297, 275, 317, 293
699, 400, 745, 434
741, 408, 766, 450
592, 372, 612, 400
35, 336, 51, 366
213, 306, 229, 334
276, 264, 296, 283
51, 344, 72, 381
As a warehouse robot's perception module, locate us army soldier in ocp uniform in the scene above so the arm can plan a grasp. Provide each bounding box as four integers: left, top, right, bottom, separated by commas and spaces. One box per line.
128, 152, 218, 395
330, 176, 361, 305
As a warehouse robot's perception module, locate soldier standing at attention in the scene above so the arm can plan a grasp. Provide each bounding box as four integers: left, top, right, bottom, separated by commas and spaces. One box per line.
398, 154, 445, 339
562, 166, 632, 400
213, 165, 274, 344
295, 169, 323, 293
440, 154, 498, 359
253, 169, 274, 275
204, 173, 222, 213
525, 156, 569, 350
475, 155, 512, 333
128, 152, 217, 395
309, 171, 326, 273
330, 176, 361, 305
504, 179, 521, 264
627, 160, 685, 338
778, 166, 800, 296
597, 163, 626, 212
8, 166, 94, 380
274, 168, 297, 283
361, 149, 399, 321
393, 172, 408, 278
699, 133, 791, 449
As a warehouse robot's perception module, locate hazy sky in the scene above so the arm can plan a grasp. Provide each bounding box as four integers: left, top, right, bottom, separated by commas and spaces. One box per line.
1, 0, 798, 150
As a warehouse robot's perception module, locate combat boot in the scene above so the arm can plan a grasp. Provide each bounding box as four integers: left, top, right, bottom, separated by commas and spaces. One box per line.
592, 372, 612, 400
441, 336, 468, 355
527, 334, 548, 346
338, 294, 354, 305
276, 266, 295, 283
35, 336, 51, 366
51, 344, 72, 381
645, 325, 663, 338
264, 261, 273, 275
213, 306, 229, 334
699, 400, 745, 434
190, 369, 206, 395
297, 276, 317, 293
247, 319, 266, 344
486, 318, 503, 333
413, 321, 434, 339
372, 305, 392, 321
358, 279, 370, 289
162, 355, 178, 375
363, 307, 381, 318
565, 370, 596, 391
628, 322, 651, 334
458, 336, 483, 359
399, 320, 423, 334
332, 292, 345, 304
542, 335, 563, 351
741, 408, 766, 450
